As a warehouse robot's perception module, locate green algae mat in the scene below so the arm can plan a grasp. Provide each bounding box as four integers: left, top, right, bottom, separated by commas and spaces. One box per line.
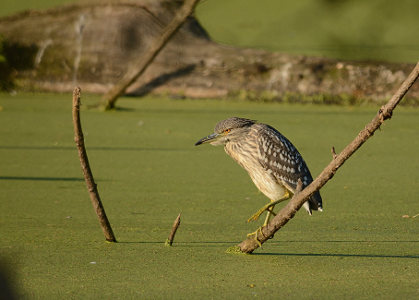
0, 93, 418, 298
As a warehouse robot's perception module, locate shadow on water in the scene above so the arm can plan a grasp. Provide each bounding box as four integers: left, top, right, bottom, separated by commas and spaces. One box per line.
252, 252, 419, 259
115, 240, 419, 259
117, 241, 241, 245
0, 259, 17, 300
0, 145, 190, 152
0, 176, 84, 182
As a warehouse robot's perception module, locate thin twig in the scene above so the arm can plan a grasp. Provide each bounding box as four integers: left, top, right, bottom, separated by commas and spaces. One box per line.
331, 146, 337, 159
72, 87, 117, 242
165, 213, 181, 246
235, 62, 419, 254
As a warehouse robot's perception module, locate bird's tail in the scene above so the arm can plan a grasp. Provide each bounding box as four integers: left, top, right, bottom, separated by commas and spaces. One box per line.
303, 191, 323, 215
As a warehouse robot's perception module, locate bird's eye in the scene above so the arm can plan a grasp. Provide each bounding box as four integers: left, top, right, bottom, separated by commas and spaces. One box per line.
224, 129, 231, 134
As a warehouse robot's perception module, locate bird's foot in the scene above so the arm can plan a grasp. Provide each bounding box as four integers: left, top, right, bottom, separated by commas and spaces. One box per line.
246, 226, 266, 247
247, 203, 275, 222
247, 225, 266, 247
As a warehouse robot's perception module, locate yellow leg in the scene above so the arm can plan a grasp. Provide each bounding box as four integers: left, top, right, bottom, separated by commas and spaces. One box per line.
247, 190, 292, 223
246, 208, 277, 246
263, 205, 276, 226
246, 205, 278, 247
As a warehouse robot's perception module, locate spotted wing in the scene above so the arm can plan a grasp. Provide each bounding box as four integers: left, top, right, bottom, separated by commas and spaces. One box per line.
255, 124, 323, 213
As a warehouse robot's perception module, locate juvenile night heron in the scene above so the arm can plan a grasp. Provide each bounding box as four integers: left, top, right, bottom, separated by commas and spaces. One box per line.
195, 117, 322, 228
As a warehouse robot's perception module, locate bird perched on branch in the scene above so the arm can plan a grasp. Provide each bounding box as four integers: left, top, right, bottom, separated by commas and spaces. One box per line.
195, 117, 323, 229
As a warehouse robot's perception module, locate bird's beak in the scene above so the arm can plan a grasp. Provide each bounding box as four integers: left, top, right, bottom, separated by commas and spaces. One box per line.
194, 133, 220, 146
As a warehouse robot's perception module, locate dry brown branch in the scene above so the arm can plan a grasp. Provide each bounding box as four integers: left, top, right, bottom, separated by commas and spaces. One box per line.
72, 87, 117, 242
165, 213, 182, 246
101, 0, 200, 110
232, 62, 419, 254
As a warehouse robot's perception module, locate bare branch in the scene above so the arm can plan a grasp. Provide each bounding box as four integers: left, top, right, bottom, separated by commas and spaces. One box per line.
101, 0, 200, 110
235, 62, 419, 254
72, 87, 117, 242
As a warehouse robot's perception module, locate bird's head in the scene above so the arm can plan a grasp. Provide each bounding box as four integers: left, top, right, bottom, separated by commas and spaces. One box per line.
195, 117, 255, 146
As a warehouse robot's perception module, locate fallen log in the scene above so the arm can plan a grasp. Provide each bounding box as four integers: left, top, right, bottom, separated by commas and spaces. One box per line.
0, 0, 418, 104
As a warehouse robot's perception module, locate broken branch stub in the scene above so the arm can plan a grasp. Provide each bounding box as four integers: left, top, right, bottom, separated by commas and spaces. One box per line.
165, 213, 181, 246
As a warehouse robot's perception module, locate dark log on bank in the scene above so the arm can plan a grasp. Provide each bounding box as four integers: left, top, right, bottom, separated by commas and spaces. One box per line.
0, 0, 418, 104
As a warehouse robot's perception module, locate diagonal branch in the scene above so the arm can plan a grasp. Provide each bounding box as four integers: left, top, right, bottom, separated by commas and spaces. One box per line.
73, 87, 117, 242
100, 0, 200, 110
234, 62, 419, 254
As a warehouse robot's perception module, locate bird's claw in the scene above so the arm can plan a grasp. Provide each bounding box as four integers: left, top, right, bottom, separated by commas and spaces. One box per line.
246, 227, 266, 247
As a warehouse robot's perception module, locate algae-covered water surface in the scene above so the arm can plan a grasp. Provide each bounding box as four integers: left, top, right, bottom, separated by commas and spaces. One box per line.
0, 93, 418, 298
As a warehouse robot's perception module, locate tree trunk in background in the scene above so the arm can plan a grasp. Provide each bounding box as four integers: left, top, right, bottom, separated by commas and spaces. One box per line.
0, 0, 418, 104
